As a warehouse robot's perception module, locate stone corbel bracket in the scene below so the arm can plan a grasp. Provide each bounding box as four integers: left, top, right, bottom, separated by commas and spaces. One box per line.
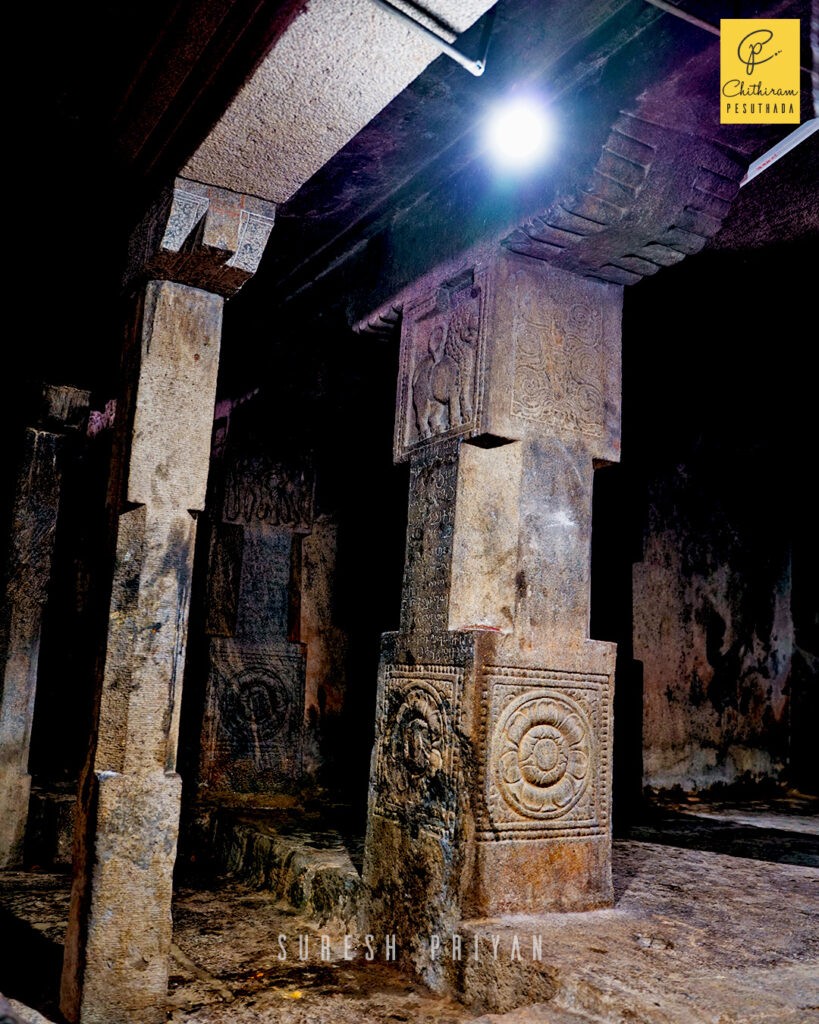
353, 303, 404, 339
352, 113, 745, 340
503, 112, 745, 285
125, 178, 276, 297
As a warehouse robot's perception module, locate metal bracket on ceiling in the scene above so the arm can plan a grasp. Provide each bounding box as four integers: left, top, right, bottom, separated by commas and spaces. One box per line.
370, 0, 495, 77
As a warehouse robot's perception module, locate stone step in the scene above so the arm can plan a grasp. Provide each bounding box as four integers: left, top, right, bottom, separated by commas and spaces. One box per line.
209, 811, 362, 927
2, 994, 57, 1024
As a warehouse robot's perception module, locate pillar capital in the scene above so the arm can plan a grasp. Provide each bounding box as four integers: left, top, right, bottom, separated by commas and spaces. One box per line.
391, 253, 622, 467
125, 177, 276, 297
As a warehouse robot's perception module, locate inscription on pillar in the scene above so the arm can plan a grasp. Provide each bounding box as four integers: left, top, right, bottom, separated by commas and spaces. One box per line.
400, 443, 459, 636
478, 667, 610, 840
373, 665, 463, 834
395, 270, 487, 461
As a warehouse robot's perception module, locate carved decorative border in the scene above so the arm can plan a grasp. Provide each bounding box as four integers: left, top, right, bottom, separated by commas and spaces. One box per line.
476, 666, 611, 842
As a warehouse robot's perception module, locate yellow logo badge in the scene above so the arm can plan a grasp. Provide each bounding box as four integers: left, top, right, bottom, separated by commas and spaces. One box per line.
720, 19, 800, 124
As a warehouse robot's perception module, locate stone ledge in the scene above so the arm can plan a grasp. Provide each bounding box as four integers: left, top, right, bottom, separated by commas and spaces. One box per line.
209, 811, 363, 928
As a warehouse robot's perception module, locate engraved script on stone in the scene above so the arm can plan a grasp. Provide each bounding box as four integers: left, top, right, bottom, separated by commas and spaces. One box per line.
373, 665, 464, 834
400, 443, 459, 637
511, 281, 605, 438
478, 667, 610, 840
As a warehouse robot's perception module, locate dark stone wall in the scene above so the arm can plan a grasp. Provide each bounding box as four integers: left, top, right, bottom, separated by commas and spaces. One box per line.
616, 232, 814, 798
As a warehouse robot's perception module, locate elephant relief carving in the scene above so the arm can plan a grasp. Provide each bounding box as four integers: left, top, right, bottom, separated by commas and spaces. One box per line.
411, 302, 479, 441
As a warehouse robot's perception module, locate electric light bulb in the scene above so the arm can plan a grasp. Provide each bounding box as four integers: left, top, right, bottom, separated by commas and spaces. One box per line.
485, 96, 551, 170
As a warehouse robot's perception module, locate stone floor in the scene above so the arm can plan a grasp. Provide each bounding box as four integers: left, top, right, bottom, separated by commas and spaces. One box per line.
1, 798, 817, 1024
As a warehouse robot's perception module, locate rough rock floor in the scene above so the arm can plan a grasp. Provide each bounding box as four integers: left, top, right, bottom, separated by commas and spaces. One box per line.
0, 799, 817, 1024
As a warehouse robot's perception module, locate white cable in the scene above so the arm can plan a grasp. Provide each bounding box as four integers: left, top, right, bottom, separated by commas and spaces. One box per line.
740, 118, 819, 185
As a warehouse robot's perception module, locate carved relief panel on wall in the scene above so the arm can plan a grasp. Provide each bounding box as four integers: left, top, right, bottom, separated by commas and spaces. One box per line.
395, 269, 488, 462
203, 639, 306, 792
510, 279, 606, 441
220, 452, 315, 532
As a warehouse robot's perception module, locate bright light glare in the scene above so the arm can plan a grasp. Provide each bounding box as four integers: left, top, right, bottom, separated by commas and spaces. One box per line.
485, 97, 551, 170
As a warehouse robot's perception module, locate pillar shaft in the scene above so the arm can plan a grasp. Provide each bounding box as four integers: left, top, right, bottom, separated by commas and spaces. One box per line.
61, 177, 276, 1024
61, 280, 221, 1024
198, 442, 315, 798
363, 252, 622, 969
0, 386, 89, 867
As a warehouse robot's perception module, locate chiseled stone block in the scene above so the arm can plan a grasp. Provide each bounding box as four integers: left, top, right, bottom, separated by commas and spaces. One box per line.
62, 770, 182, 1024
201, 638, 306, 794
394, 255, 621, 464
362, 252, 623, 979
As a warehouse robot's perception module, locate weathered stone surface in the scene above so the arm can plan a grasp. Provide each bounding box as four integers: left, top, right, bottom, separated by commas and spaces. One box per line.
220, 453, 314, 533
362, 252, 622, 992
25, 787, 76, 868
201, 638, 306, 795
633, 470, 792, 793
393, 256, 621, 463
125, 179, 276, 297
209, 812, 361, 927
182, 0, 498, 202
63, 770, 182, 1024
301, 516, 349, 771
503, 113, 745, 287
2, 994, 56, 1024
0, 386, 90, 868
7, 808, 816, 1022
60, 279, 225, 1023
198, 445, 315, 798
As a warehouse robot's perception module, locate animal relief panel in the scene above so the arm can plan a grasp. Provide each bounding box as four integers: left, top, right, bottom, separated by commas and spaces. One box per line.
395, 271, 487, 461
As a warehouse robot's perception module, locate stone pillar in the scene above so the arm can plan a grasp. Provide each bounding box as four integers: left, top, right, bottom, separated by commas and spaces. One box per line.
60, 179, 275, 1024
362, 252, 622, 970
0, 385, 90, 867
198, 442, 315, 797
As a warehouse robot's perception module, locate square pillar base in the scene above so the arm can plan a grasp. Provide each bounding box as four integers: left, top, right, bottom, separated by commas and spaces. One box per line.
61, 770, 182, 1024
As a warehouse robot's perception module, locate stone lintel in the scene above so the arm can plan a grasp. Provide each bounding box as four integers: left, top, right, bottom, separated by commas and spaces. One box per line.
125, 178, 276, 297
350, 112, 744, 331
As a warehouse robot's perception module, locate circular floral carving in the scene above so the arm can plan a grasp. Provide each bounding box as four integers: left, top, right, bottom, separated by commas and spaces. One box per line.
219, 668, 291, 759
494, 691, 592, 819
569, 303, 595, 329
